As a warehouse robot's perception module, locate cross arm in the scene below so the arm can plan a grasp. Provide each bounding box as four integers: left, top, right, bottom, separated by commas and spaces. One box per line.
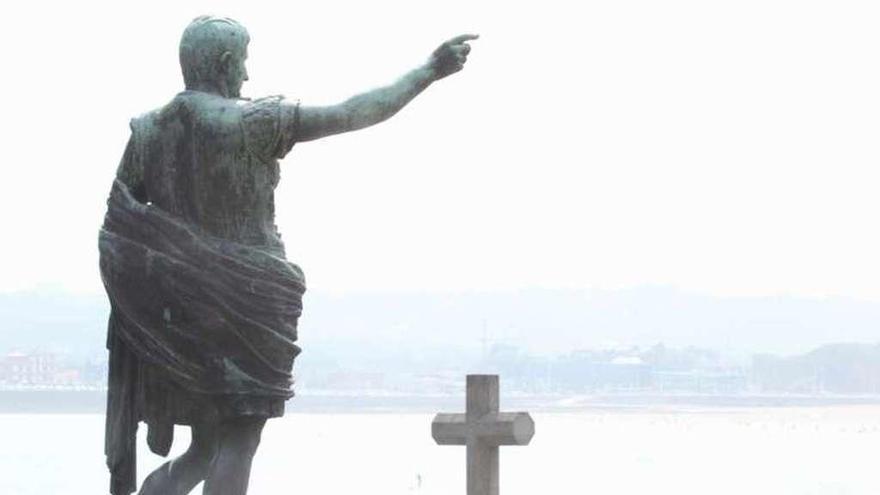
432, 412, 535, 446
432, 413, 468, 445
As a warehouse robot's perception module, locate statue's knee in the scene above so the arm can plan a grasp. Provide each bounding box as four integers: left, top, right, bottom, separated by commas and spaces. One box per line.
238, 428, 263, 455
190, 422, 220, 458
227, 417, 266, 455
191, 454, 214, 477
191, 440, 218, 469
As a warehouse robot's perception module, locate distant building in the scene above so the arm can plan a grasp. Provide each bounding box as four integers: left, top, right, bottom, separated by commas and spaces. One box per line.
0, 351, 83, 386
652, 368, 748, 393
0, 351, 57, 384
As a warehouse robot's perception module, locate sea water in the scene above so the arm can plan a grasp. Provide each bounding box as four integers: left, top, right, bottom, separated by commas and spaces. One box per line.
1, 407, 879, 494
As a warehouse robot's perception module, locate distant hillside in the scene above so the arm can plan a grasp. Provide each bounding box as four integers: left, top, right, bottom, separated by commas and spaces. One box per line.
301, 287, 880, 356
754, 343, 880, 394
2, 287, 879, 361
0, 291, 108, 358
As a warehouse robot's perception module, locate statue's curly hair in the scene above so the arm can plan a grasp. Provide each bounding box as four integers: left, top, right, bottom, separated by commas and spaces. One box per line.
179, 16, 250, 89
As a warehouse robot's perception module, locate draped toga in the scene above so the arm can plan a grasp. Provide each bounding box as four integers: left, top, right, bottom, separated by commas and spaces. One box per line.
99, 91, 305, 495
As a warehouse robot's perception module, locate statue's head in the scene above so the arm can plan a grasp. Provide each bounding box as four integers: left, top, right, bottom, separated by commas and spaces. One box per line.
179, 16, 250, 98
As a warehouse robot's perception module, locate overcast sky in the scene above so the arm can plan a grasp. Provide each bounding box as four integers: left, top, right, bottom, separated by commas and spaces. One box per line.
1, 0, 879, 300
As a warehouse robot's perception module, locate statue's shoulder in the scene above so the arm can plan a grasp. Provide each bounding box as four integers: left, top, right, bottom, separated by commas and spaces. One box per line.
125, 94, 216, 154
129, 92, 296, 161
124, 106, 163, 158
237, 95, 299, 162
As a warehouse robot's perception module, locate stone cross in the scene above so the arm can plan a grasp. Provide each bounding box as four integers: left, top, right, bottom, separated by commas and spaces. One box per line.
432, 375, 535, 495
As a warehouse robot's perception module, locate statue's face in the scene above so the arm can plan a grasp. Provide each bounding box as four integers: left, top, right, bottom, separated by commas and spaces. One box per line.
223, 45, 249, 98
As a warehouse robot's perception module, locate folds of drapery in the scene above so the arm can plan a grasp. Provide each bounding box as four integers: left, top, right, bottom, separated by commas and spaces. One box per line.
99, 179, 305, 494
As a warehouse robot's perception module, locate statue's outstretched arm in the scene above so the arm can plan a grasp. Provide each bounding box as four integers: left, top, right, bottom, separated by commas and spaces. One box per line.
295, 34, 478, 143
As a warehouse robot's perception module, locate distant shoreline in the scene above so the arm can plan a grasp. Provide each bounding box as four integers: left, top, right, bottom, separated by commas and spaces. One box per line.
2, 389, 880, 414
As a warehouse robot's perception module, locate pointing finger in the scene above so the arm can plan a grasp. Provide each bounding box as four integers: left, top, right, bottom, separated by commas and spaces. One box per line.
447, 34, 480, 45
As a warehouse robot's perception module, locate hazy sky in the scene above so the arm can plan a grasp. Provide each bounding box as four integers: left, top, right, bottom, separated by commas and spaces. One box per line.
2, 0, 879, 300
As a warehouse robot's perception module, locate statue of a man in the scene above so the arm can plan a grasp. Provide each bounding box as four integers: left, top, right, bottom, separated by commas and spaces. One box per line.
99, 15, 476, 495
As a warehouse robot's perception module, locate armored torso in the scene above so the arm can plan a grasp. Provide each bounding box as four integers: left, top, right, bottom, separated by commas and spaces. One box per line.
119, 91, 299, 253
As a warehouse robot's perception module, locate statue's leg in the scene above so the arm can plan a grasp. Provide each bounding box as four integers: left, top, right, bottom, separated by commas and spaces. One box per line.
138, 419, 220, 495
202, 416, 267, 495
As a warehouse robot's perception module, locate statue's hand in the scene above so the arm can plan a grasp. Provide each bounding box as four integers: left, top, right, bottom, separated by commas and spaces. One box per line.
428, 34, 479, 80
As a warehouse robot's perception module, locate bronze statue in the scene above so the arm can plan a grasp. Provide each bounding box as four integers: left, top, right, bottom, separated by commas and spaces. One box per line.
99, 15, 477, 495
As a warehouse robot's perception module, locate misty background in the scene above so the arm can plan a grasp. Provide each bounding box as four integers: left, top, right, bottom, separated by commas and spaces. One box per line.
3, 2, 880, 494
1, 0, 879, 400
3, 287, 880, 402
